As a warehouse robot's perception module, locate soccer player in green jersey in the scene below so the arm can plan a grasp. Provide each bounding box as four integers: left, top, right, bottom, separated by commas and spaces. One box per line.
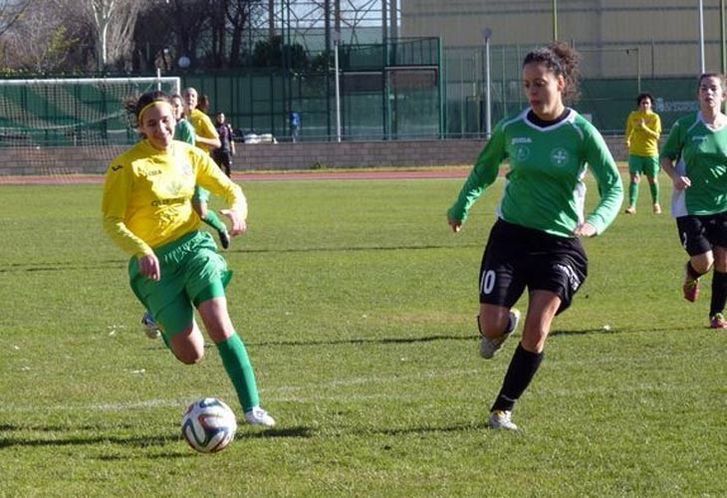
447, 42, 623, 431
171, 93, 195, 144
624, 93, 662, 214
102, 91, 276, 427
661, 73, 727, 329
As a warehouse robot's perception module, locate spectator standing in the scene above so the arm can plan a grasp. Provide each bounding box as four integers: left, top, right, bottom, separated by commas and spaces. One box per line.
290, 111, 301, 143
213, 112, 236, 177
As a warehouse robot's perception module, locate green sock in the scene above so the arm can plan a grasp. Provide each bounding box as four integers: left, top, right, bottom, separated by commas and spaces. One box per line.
202, 210, 228, 234
650, 182, 660, 205
216, 333, 260, 412
628, 182, 639, 207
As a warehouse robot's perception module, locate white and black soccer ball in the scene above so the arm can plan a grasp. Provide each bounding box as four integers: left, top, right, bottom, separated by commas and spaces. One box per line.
181, 397, 237, 453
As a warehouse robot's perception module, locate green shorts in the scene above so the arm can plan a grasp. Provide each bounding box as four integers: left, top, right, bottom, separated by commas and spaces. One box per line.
128, 231, 232, 337
628, 154, 660, 176
193, 185, 210, 203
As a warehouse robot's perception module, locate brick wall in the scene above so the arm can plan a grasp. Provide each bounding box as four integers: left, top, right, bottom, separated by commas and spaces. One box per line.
234, 136, 631, 170
0, 136, 630, 175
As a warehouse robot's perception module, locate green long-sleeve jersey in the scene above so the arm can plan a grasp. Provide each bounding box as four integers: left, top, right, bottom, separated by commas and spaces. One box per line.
448, 108, 623, 238
661, 112, 727, 217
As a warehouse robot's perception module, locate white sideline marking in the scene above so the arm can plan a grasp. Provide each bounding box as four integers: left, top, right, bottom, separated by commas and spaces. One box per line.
0, 369, 709, 414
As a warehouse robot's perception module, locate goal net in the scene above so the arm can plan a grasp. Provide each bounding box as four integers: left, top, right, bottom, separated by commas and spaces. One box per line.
0, 76, 181, 178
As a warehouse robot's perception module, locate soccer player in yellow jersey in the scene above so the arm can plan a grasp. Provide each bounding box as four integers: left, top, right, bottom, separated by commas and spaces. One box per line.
625, 93, 662, 214
182, 87, 231, 249
102, 91, 276, 427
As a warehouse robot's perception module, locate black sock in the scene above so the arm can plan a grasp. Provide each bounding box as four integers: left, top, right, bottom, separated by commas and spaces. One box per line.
490, 343, 544, 412
710, 271, 727, 317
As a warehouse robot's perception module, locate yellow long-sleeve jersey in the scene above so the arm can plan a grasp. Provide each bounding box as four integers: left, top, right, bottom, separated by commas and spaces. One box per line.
625, 110, 661, 157
101, 139, 246, 257
188, 108, 219, 154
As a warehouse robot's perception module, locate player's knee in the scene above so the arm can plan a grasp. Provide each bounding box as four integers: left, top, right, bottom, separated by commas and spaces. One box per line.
176, 349, 204, 365
692, 255, 714, 275
478, 312, 508, 337
171, 340, 205, 364
520, 330, 547, 353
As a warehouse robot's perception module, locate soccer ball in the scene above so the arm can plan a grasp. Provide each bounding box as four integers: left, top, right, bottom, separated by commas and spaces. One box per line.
181, 397, 238, 453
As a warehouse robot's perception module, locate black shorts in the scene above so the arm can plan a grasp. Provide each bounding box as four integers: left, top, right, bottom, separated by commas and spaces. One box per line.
213, 150, 233, 167
478, 219, 588, 315
676, 212, 727, 256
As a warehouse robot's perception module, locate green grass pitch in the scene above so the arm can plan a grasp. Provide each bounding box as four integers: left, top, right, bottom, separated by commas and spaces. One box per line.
0, 174, 725, 496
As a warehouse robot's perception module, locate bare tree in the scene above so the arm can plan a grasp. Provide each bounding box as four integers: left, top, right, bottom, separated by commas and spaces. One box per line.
208, 0, 266, 68
0, 0, 266, 73
0, 1, 82, 72
0, 0, 34, 38
81, 0, 143, 70
225, 0, 262, 67
132, 2, 175, 72
135, 0, 212, 70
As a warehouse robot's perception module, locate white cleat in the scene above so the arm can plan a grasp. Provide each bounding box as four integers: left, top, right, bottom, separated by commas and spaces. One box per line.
488, 410, 518, 431
479, 308, 520, 359
244, 406, 276, 428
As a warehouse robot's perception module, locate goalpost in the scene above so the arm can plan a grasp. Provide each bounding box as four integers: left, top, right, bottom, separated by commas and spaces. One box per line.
0, 75, 181, 177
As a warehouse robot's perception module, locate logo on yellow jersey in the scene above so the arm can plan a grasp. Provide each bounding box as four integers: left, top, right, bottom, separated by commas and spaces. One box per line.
165, 179, 186, 197
181, 162, 193, 176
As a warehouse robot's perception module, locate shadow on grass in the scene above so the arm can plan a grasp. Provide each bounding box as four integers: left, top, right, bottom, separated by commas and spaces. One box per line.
0, 432, 179, 449
0, 260, 126, 273
233, 243, 479, 255
0, 425, 314, 450
372, 422, 490, 436
252, 324, 702, 349
0, 243, 482, 273
550, 324, 699, 336
549, 327, 619, 336
236, 426, 314, 439
251, 334, 473, 348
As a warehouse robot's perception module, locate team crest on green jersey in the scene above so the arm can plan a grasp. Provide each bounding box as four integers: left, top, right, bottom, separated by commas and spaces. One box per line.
514, 146, 530, 161
550, 148, 569, 166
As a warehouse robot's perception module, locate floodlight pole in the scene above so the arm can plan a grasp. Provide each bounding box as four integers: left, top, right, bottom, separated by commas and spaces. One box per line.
482, 28, 493, 139
721, 0, 726, 74
699, 0, 706, 73
334, 31, 342, 143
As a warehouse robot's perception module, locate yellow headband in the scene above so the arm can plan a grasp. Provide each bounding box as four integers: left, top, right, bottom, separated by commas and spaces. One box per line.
138, 100, 173, 125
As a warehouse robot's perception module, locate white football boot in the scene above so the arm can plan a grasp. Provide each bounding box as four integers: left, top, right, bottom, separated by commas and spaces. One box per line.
244, 406, 276, 428
488, 410, 518, 431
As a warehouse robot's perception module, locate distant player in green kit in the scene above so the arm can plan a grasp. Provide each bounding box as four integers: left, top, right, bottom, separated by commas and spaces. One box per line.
661, 73, 727, 329
624, 93, 662, 214
447, 42, 623, 431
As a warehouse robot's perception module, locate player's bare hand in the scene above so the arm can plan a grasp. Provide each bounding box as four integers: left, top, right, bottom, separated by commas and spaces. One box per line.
220, 208, 247, 236
139, 253, 161, 281
673, 176, 691, 190
448, 218, 463, 233
573, 222, 597, 238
